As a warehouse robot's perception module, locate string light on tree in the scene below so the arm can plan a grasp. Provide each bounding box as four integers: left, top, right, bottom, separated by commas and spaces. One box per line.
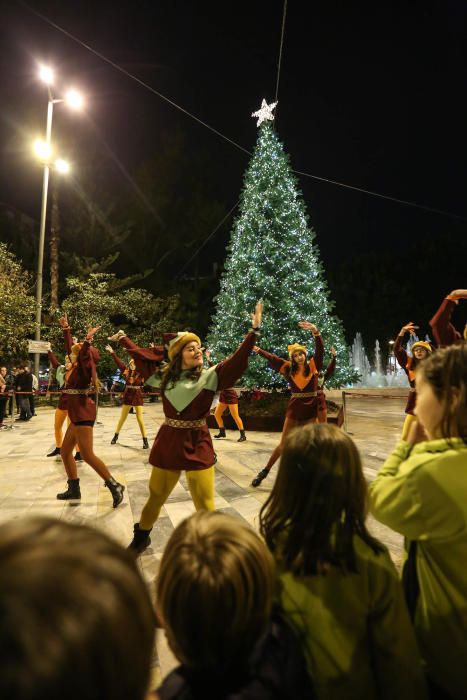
207, 105, 357, 388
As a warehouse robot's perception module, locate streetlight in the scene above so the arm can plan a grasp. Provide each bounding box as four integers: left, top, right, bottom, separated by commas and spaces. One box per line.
33, 64, 83, 378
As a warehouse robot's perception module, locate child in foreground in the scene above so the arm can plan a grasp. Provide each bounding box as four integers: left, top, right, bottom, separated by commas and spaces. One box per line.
370, 343, 467, 699
260, 422, 427, 700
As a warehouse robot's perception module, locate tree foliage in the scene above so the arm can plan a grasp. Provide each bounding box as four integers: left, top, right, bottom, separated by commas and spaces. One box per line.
207, 123, 357, 388
0, 243, 35, 360
47, 273, 180, 377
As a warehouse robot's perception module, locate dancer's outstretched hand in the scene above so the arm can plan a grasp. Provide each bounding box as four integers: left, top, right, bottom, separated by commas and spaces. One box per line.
251, 300, 263, 329
299, 320, 318, 333
58, 313, 69, 329
105, 344, 113, 353
400, 322, 418, 335
331, 346, 337, 357
205, 348, 211, 360
450, 289, 467, 299
85, 326, 101, 342
252, 346, 260, 353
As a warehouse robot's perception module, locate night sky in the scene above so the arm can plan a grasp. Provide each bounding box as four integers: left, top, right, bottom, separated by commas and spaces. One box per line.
1, 1, 466, 342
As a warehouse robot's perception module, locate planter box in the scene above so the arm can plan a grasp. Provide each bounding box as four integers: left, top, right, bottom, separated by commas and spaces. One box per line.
207, 402, 344, 432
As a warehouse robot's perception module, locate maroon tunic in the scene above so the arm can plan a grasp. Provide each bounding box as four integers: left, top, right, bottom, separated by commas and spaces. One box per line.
429, 296, 463, 347
118, 337, 165, 379
257, 333, 324, 421
122, 332, 257, 471
218, 388, 239, 405
393, 335, 416, 414
110, 352, 144, 406
63, 335, 99, 424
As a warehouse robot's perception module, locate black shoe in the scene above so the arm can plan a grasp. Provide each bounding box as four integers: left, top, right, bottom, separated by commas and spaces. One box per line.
127, 523, 152, 554
47, 447, 61, 457
57, 478, 81, 500
74, 451, 83, 462
213, 451, 218, 464
237, 430, 247, 442
111, 433, 119, 445
105, 478, 125, 508
251, 468, 269, 488
142, 437, 149, 449
214, 428, 226, 439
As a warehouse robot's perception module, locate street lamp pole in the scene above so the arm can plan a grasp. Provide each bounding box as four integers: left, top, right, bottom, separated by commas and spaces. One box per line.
34, 96, 54, 379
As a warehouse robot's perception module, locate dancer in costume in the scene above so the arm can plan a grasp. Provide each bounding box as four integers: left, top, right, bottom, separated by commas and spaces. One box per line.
46, 342, 82, 462
251, 320, 323, 487
112, 301, 262, 554
394, 322, 433, 440
55, 315, 125, 508
429, 288, 467, 347
105, 345, 149, 449
317, 346, 337, 423
205, 348, 246, 442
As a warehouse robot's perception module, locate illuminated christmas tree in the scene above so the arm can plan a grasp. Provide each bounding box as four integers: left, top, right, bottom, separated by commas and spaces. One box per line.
207, 100, 356, 388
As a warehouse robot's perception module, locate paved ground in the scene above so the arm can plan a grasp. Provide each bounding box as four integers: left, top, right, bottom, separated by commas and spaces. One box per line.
0, 391, 408, 681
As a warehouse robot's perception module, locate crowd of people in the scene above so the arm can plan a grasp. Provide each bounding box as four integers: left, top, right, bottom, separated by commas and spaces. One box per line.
0, 290, 466, 699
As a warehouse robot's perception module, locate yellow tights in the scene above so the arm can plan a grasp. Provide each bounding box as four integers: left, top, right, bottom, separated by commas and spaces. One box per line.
214, 402, 244, 430
115, 404, 147, 437
139, 465, 215, 530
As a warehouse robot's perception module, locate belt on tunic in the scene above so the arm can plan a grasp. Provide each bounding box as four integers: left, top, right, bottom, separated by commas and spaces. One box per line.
164, 417, 206, 429
291, 391, 318, 398
125, 385, 142, 390
62, 389, 93, 395
409, 388, 416, 393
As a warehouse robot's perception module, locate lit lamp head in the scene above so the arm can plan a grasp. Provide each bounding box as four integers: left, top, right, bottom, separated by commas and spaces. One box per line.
65, 89, 84, 110
55, 159, 70, 174
33, 139, 52, 162
38, 65, 54, 85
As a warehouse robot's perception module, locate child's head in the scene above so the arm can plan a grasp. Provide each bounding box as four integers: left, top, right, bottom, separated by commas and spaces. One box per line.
0, 517, 155, 700
156, 511, 275, 676
415, 343, 467, 441
260, 423, 383, 576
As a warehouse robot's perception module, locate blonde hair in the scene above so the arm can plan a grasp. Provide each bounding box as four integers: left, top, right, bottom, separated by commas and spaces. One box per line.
157, 511, 275, 674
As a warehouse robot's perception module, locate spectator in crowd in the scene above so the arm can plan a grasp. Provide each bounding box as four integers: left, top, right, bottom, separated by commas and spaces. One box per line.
369, 343, 467, 699
29, 367, 38, 417
15, 365, 33, 421
5, 365, 16, 417
259, 422, 427, 699
0, 516, 156, 700
0, 366, 8, 428
154, 511, 314, 699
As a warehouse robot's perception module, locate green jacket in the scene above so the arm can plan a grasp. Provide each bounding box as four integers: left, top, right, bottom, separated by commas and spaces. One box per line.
369, 438, 467, 699
278, 534, 427, 699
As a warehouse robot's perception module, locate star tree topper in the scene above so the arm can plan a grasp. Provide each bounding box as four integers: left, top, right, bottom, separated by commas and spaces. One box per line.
252, 99, 278, 126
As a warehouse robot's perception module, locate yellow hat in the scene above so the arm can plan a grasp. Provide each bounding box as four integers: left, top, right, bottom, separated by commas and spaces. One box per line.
411, 341, 432, 354
167, 332, 201, 361
288, 343, 307, 358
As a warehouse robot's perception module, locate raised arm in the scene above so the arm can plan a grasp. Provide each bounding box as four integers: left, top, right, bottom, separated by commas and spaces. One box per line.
59, 313, 74, 355
254, 346, 288, 374
429, 290, 466, 347
106, 345, 126, 373
108, 331, 164, 380
298, 321, 323, 370
323, 348, 337, 382
393, 323, 416, 369
48, 348, 60, 370
215, 301, 262, 390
